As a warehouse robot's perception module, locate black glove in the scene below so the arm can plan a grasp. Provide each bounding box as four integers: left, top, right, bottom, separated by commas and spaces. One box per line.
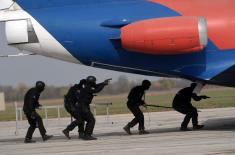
201, 95, 210, 99
139, 100, 146, 106
38, 104, 42, 108
35, 103, 42, 109
142, 104, 147, 108
104, 78, 112, 85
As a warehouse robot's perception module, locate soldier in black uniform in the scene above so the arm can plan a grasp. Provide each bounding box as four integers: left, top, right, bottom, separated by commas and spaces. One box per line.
77, 76, 109, 140
172, 83, 210, 131
62, 79, 86, 139
23, 81, 53, 143
123, 80, 151, 135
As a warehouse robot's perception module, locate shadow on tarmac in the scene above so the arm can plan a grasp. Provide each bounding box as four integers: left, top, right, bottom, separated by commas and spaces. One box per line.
203, 117, 235, 130
0, 117, 234, 144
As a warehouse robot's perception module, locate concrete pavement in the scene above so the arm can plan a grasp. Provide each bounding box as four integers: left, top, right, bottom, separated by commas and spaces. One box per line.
0, 107, 234, 155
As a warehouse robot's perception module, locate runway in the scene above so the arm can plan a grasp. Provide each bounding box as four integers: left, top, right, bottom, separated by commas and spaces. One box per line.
0, 107, 234, 155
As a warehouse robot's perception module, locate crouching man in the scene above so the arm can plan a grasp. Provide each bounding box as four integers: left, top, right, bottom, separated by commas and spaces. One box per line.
173, 83, 210, 131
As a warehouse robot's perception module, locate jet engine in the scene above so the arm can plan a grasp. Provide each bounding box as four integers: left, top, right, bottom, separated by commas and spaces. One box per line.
121, 16, 208, 55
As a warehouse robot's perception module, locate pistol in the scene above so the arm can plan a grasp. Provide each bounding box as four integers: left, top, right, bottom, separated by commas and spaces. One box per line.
104, 78, 112, 84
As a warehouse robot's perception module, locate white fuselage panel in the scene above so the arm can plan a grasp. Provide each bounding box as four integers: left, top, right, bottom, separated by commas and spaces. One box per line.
0, 4, 80, 64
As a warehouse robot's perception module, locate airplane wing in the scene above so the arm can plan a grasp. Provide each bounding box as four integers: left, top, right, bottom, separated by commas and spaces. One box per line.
0, 53, 36, 57
209, 65, 235, 87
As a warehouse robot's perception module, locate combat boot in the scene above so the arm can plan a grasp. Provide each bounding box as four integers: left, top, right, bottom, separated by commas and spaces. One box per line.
62, 129, 71, 139
193, 125, 204, 130
82, 134, 97, 140
139, 129, 150, 135
78, 132, 85, 139
42, 134, 53, 141
180, 127, 192, 131
123, 124, 132, 135
24, 138, 36, 143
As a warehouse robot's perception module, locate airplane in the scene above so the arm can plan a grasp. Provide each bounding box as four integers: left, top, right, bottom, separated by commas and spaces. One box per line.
0, 0, 235, 91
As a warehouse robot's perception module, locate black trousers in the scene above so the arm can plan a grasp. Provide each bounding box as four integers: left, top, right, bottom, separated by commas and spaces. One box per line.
65, 110, 85, 133
127, 102, 145, 130
25, 112, 46, 139
173, 104, 198, 127
64, 99, 84, 133
78, 104, 95, 136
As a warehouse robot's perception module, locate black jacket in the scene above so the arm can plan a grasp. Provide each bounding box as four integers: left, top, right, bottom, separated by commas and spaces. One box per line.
173, 87, 201, 108
23, 88, 41, 114
127, 86, 145, 106
64, 79, 86, 109
65, 84, 81, 104
78, 82, 107, 106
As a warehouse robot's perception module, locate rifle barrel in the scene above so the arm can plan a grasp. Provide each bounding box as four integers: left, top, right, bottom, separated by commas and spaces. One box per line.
146, 104, 172, 109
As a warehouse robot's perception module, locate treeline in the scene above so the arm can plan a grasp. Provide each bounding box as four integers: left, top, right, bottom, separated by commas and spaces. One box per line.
0, 76, 191, 102
100, 76, 189, 95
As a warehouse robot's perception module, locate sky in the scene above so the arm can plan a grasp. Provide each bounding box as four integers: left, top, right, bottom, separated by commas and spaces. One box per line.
0, 23, 158, 86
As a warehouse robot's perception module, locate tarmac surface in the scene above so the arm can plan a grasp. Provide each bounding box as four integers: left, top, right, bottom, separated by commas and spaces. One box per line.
0, 107, 234, 155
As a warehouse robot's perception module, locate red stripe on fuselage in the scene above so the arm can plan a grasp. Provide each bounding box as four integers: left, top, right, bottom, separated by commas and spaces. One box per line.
150, 0, 235, 50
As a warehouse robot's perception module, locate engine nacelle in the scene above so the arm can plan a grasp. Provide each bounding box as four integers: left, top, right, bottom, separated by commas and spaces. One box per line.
121, 16, 208, 55
5, 19, 39, 44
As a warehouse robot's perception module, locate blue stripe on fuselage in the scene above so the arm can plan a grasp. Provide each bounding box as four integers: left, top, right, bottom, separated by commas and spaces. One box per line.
16, 0, 148, 9
16, 0, 235, 82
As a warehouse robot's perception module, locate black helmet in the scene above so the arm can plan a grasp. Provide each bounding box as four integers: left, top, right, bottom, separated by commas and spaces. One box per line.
86, 76, 96, 84
36, 81, 45, 91
79, 79, 87, 85
78, 79, 87, 88
142, 80, 151, 89
190, 83, 197, 89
